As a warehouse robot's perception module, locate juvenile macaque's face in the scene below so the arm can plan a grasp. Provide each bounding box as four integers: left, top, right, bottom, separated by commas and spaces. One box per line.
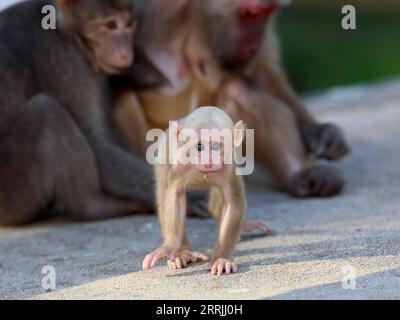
193, 133, 225, 173
83, 11, 137, 74
174, 122, 245, 174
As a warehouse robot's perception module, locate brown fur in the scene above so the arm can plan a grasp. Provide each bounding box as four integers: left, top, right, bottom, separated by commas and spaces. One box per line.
115, 0, 350, 198
0, 0, 154, 226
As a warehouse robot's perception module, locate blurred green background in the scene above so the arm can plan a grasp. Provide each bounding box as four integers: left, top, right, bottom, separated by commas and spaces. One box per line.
277, 0, 400, 93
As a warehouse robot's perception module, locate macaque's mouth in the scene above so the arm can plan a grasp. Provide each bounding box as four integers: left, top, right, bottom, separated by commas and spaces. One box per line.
100, 63, 130, 75
198, 165, 221, 173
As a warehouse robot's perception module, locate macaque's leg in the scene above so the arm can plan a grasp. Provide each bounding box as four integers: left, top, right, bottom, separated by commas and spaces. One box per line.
154, 168, 208, 270
143, 182, 187, 270
219, 85, 344, 197
209, 178, 246, 276
209, 187, 271, 236
0, 95, 143, 226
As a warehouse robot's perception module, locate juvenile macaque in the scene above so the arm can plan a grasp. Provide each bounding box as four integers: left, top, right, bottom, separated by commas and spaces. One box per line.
143, 107, 270, 275
114, 0, 350, 199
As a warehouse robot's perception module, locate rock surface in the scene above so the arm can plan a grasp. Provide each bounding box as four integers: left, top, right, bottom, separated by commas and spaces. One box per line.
1, 78, 400, 300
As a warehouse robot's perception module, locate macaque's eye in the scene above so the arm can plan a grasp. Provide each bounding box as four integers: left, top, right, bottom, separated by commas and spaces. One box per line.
197, 143, 205, 152
211, 143, 221, 151
106, 20, 118, 30
126, 18, 135, 28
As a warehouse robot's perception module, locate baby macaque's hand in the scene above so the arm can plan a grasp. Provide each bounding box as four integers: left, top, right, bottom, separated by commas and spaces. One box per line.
241, 220, 272, 236
167, 249, 209, 269
209, 258, 238, 276
142, 245, 178, 271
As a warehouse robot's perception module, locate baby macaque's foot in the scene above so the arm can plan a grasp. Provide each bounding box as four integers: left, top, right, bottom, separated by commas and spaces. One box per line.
241, 220, 272, 236
142, 245, 178, 271
209, 258, 238, 276
167, 249, 209, 270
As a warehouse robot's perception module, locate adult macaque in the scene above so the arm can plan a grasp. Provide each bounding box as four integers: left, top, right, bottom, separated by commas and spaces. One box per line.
0, 0, 162, 226
143, 107, 270, 275
114, 0, 350, 198
196, 0, 350, 196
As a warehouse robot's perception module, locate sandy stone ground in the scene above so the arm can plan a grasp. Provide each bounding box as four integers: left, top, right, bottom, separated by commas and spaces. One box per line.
0, 78, 400, 300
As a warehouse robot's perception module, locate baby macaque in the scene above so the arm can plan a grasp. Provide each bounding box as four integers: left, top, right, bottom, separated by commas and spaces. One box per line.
142, 106, 271, 275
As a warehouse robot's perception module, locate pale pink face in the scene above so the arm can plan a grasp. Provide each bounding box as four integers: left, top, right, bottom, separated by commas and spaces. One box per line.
171, 110, 246, 174
194, 137, 225, 173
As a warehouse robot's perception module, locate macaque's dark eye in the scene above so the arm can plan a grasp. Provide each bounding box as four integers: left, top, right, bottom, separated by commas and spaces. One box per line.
211, 143, 221, 151
126, 19, 135, 28
106, 20, 118, 30
197, 143, 205, 152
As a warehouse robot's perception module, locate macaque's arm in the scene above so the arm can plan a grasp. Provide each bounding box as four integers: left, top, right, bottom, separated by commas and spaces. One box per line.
162, 183, 187, 248
142, 179, 187, 270
212, 177, 245, 261
244, 21, 315, 124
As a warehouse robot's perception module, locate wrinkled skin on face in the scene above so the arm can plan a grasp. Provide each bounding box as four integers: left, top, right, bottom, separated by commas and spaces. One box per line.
83, 11, 137, 74
197, 0, 283, 71
59, 0, 137, 74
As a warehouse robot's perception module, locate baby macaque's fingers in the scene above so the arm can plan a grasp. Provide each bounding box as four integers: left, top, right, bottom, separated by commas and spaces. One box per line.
217, 264, 224, 276
210, 259, 237, 276
231, 262, 238, 274
143, 246, 175, 270
150, 253, 165, 269
142, 254, 153, 271
175, 257, 183, 269
192, 252, 210, 262
143, 251, 164, 271
210, 263, 218, 276
181, 257, 188, 267
225, 263, 232, 275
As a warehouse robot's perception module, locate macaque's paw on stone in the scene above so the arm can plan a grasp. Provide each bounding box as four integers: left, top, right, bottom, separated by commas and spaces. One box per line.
241, 220, 272, 236
167, 249, 209, 269
142, 246, 179, 271
301, 122, 350, 160
289, 166, 344, 198
209, 259, 238, 276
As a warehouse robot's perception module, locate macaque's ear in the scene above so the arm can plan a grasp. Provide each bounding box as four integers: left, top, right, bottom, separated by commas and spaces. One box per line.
233, 121, 246, 147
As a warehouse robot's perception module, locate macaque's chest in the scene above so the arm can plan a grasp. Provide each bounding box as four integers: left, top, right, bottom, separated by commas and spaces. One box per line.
137, 36, 222, 130
175, 166, 224, 191
185, 174, 220, 190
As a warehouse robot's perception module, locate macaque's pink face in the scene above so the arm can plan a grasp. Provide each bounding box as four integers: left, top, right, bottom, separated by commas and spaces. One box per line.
194, 135, 225, 173
172, 110, 245, 174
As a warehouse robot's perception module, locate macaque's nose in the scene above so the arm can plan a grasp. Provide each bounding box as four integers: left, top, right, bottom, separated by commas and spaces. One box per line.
204, 164, 214, 169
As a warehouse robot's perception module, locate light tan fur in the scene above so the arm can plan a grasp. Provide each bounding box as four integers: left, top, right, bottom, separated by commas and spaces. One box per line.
142, 107, 270, 275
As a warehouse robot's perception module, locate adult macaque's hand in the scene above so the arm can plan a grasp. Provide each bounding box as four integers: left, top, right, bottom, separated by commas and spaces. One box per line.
300, 122, 350, 160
